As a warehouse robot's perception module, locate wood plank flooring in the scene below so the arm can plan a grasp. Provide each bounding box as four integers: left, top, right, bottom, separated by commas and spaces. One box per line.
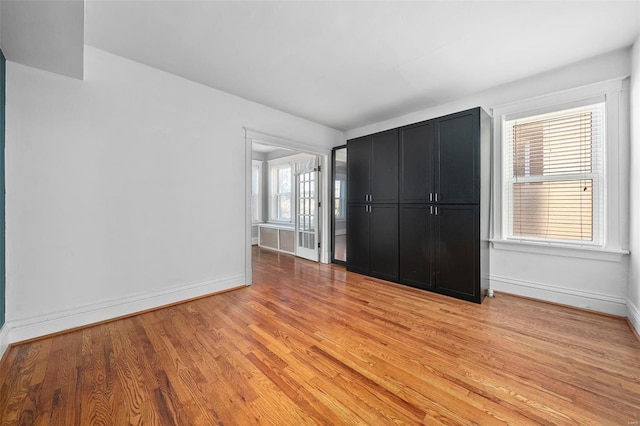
1, 246, 639, 425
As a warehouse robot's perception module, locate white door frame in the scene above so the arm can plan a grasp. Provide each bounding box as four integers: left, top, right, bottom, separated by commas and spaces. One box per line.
244, 128, 331, 285
294, 159, 320, 262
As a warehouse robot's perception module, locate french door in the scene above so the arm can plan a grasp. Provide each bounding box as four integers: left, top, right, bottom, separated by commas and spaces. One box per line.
295, 159, 319, 261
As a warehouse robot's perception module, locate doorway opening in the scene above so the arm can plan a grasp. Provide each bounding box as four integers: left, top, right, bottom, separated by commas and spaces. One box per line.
244, 129, 331, 285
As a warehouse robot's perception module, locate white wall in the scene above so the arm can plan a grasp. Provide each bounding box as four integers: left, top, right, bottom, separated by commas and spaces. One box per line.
628, 36, 640, 332
348, 48, 632, 316
3, 46, 343, 343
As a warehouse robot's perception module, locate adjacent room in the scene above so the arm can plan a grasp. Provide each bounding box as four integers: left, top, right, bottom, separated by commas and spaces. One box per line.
250, 139, 323, 262
0, 0, 639, 424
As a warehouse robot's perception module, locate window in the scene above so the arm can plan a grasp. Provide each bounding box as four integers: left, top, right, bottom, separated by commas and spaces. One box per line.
503, 102, 604, 245
270, 163, 292, 222
251, 160, 262, 223
334, 179, 346, 219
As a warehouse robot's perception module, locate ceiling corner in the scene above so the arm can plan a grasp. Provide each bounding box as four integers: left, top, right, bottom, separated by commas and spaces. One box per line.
1, 0, 84, 80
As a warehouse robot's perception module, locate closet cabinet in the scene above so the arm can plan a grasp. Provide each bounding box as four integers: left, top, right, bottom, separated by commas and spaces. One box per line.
347, 107, 490, 304
434, 204, 480, 302
347, 129, 398, 204
435, 109, 480, 205
399, 109, 480, 204
399, 122, 435, 203
347, 204, 398, 281
399, 204, 434, 290
399, 204, 481, 302
346, 128, 399, 282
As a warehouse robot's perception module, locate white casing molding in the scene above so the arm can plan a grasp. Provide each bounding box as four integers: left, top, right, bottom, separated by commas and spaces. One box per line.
244, 127, 333, 289
4, 273, 245, 345
490, 274, 628, 316
0, 325, 9, 362
627, 298, 640, 335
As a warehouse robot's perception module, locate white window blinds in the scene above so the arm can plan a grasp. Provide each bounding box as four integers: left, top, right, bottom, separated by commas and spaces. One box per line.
503, 101, 605, 244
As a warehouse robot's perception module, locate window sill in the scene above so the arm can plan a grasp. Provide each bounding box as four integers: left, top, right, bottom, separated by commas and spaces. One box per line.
490, 239, 629, 262
259, 222, 294, 230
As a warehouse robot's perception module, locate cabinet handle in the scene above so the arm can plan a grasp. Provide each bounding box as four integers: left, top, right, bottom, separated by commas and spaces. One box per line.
435, 193, 438, 202
435, 207, 438, 216
429, 193, 433, 202
430, 206, 433, 215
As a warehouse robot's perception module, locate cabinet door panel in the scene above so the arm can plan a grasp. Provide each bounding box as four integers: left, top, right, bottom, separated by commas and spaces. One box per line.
400, 122, 434, 203
435, 205, 479, 302
346, 204, 370, 274
399, 205, 433, 289
436, 110, 479, 204
370, 204, 398, 281
347, 136, 371, 203
370, 129, 398, 203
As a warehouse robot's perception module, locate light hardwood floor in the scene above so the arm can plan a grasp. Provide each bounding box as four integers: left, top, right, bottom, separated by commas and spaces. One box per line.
1, 246, 639, 425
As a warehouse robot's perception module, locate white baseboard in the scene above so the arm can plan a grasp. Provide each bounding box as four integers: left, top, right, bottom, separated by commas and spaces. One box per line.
627, 299, 640, 335
5, 274, 246, 344
0, 325, 9, 362
490, 274, 628, 316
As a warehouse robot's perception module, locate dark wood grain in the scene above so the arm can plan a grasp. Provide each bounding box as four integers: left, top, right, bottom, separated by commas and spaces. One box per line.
1, 246, 639, 425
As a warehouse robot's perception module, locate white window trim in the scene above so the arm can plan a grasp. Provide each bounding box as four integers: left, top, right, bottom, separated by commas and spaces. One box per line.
251, 160, 263, 224
504, 99, 605, 246
268, 160, 293, 224
491, 78, 630, 262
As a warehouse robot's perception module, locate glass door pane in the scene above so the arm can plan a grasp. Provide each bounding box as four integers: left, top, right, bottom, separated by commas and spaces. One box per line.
295, 160, 319, 262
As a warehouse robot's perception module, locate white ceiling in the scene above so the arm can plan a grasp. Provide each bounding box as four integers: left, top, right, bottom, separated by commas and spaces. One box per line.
85, 1, 640, 131
1, 0, 85, 79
